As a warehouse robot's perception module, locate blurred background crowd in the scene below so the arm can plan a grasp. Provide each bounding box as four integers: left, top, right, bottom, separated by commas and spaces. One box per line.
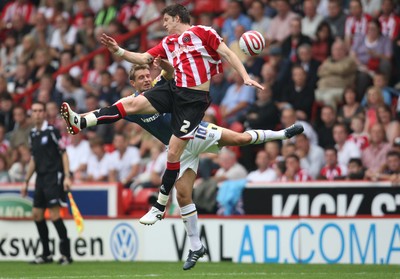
0, 0, 399, 211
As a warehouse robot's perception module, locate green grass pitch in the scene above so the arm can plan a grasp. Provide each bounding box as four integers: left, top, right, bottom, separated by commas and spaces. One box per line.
0, 262, 399, 279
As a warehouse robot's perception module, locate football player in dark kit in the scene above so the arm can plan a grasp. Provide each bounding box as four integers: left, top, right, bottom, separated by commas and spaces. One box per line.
21, 101, 73, 265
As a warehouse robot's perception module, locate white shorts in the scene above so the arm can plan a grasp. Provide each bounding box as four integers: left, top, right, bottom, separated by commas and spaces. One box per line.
179, 122, 222, 178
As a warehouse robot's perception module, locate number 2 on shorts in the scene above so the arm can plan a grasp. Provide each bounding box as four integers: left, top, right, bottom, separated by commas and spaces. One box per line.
180, 120, 191, 133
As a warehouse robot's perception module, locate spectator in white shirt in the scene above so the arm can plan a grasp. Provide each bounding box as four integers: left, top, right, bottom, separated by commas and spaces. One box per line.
66, 133, 90, 182
214, 148, 248, 182
247, 150, 277, 182
295, 133, 325, 179
109, 133, 141, 187
86, 136, 113, 182
49, 14, 78, 60
302, 0, 324, 39
333, 123, 362, 166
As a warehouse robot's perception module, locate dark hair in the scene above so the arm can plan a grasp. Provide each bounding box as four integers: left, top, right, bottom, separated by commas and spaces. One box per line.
324, 146, 338, 155
387, 150, 400, 159
286, 154, 300, 162
348, 158, 363, 166
31, 101, 46, 110
316, 21, 334, 43
161, 4, 191, 24
368, 18, 382, 35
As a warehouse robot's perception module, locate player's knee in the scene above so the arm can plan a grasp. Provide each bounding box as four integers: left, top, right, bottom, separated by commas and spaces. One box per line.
32, 210, 44, 222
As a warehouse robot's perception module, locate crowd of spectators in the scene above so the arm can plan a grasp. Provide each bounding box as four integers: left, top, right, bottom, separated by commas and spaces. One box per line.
0, 0, 399, 206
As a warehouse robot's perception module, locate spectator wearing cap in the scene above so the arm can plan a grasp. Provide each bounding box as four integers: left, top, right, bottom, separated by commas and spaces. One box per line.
222, 0, 252, 46
267, 0, 299, 43
302, 0, 324, 40
325, 0, 347, 39
315, 40, 357, 109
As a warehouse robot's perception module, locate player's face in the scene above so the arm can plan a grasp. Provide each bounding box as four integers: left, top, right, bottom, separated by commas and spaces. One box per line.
163, 14, 179, 34
132, 69, 152, 92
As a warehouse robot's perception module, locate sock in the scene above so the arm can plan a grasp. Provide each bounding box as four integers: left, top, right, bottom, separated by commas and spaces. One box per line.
53, 218, 70, 257
35, 220, 50, 256
82, 102, 126, 128
181, 203, 202, 251
245, 129, 286, 144
153, 192, 169, 212
154, 161, 180, 211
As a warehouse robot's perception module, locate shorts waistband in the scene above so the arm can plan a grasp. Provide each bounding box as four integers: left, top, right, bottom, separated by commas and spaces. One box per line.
176, 86, 209, 94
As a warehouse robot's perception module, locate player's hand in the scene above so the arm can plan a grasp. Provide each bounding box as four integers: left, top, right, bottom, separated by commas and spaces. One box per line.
100, 33, 119, 53
64, 177, 72, 192
153, 55, 162, 68
21, 183, 28, 197
244, 78, 264, 90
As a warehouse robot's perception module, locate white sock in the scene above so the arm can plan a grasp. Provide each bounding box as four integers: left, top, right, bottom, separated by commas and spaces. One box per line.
181, 203, 202, 251
245, 129, 286, 144
157, 192, 169, 206
83, 113, 98, 127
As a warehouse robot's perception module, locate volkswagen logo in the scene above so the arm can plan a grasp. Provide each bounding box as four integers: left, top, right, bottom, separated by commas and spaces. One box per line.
110, 223, 138, 261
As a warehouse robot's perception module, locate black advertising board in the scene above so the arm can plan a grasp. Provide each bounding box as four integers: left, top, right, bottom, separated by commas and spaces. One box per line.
243, 184, 400, 216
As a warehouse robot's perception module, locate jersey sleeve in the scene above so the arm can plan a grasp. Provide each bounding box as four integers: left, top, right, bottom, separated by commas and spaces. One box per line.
146, 41, 167, 58
196, 26, 223, 50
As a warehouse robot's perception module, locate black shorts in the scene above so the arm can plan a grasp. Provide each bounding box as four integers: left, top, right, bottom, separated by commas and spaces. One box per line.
33, 172, 67, 209
143, 80, 210, 138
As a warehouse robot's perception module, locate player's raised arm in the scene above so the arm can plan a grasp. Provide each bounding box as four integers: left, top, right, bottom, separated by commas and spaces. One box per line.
216, 42, 264, 90
100, 33, 154, 64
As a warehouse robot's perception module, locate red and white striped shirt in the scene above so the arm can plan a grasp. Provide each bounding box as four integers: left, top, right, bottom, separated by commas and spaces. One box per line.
1, 1, 35, 23
379, 14, 400, 40
320, 165, 347, 181
345, 14, 371, 38
280, 169, 313, 182
147, 25, 223, 88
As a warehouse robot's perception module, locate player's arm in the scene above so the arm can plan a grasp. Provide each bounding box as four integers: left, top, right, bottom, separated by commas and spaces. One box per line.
100, 33, 154, 64
62, 152, 72, 191
216, 42, 264, 90
21, 157, 35, 197
159, 59, 175, 80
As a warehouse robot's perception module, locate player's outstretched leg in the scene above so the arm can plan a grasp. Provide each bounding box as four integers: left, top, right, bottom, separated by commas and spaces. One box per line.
60, 102, 127, 135
245, 123, 304, 144
60, 103, 82, 135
